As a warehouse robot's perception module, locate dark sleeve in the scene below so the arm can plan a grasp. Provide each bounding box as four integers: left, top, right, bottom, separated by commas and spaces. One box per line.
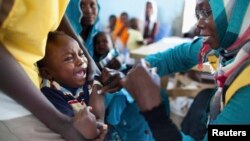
41, 87, 74, 117
141, 103, 182, 141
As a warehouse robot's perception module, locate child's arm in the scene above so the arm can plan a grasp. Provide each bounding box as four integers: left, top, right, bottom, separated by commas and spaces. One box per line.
74, 106, 108, 141
74, 106, 100, 140
89, 84, 105, 122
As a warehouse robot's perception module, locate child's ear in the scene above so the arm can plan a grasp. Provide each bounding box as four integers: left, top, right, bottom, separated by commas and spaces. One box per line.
39, 68, 53, 80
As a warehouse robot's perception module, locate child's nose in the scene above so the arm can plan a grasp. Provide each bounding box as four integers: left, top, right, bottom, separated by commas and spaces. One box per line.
76, 56, 84, 66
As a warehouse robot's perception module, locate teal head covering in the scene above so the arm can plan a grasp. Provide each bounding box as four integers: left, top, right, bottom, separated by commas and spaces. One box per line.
80, 0, 101, 60
66, 0, 101, 59
209, 0, 250, 49
66, 0, 82, 34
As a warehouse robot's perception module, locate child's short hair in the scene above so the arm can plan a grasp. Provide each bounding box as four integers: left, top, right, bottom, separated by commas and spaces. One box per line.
93, 31, 114, 47
46, 31, 66, 45
37, 31, 66, 69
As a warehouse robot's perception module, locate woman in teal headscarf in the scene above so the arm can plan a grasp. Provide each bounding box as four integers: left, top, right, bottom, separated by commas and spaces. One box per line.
66, 0, 101, 60
121, 0, 250, 140
79, 0, 102, 60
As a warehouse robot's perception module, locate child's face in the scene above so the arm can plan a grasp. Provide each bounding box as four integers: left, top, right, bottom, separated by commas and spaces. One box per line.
109, 16, 116, 27
130, 19, 138, 30
94, 33, 112, 56
44, 35, 88, 88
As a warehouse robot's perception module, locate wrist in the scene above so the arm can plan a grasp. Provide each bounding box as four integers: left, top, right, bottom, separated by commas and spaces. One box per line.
139, 90, 161, 112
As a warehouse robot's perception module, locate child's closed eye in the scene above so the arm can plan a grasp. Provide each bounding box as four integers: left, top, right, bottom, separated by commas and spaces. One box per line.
79, 51, 85, 57
64, 55, 74, 62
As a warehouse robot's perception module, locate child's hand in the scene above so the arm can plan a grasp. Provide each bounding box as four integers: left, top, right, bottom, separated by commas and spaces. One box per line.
98, 68, 125, 94
73, 106, 100, 140
94, 122, 108, 141
105, 58, 122, 70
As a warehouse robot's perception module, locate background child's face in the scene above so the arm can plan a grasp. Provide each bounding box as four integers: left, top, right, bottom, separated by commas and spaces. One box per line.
94, 33, 112, 56
109, 16, 116, 27
44, 35, 88, 88
130, 18, 139, 30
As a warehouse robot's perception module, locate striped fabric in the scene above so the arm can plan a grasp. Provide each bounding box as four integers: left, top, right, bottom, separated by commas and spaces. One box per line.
41, 79, 88, 114
199, 0, 249, 70
209, 0, 250, 49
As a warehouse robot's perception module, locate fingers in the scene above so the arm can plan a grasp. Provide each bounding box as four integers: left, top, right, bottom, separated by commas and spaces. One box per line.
87, 106, 93, 112
98, 86, 119, 95
96, 122, 108, 131
94, 122, 108, 141
97, 75, 121, 94
99, 68, 124, 94
100, 68, 116, 85
134, 58, 150, 68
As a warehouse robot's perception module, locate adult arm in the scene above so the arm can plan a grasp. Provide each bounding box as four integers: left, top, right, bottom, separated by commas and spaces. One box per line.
89, 85, 105, 122
121, 63, 184, 141
145, 38, 202, 77
142, 104, 182, 141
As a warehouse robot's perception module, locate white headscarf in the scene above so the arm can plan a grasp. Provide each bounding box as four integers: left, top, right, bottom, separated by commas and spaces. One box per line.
145, 0, 158, 33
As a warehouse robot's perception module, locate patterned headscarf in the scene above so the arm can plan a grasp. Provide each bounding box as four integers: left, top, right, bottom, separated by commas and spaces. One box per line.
199, 0, 250, 68
209, 0, 250, 50
207, 0, 250, 121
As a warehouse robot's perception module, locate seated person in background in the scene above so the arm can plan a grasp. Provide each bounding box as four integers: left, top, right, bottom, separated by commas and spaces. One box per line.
112, 12, 129, 52
141, 0, 159, 45
37, 31, 107, 140
127, 18, 144, 51
104, 15, 117, 34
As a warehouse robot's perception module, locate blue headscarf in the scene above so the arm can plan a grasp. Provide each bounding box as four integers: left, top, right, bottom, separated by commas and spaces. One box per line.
65, 0, 82, 34
66, 0, 101, 59
80, 0, 101, 60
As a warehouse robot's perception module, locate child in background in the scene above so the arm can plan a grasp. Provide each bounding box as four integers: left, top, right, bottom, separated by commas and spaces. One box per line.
93, 31, 127, 71
127, 17, 144, 51
112, 12, 129, 49
104, 15, 117, 34
37, 31, 107, 140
